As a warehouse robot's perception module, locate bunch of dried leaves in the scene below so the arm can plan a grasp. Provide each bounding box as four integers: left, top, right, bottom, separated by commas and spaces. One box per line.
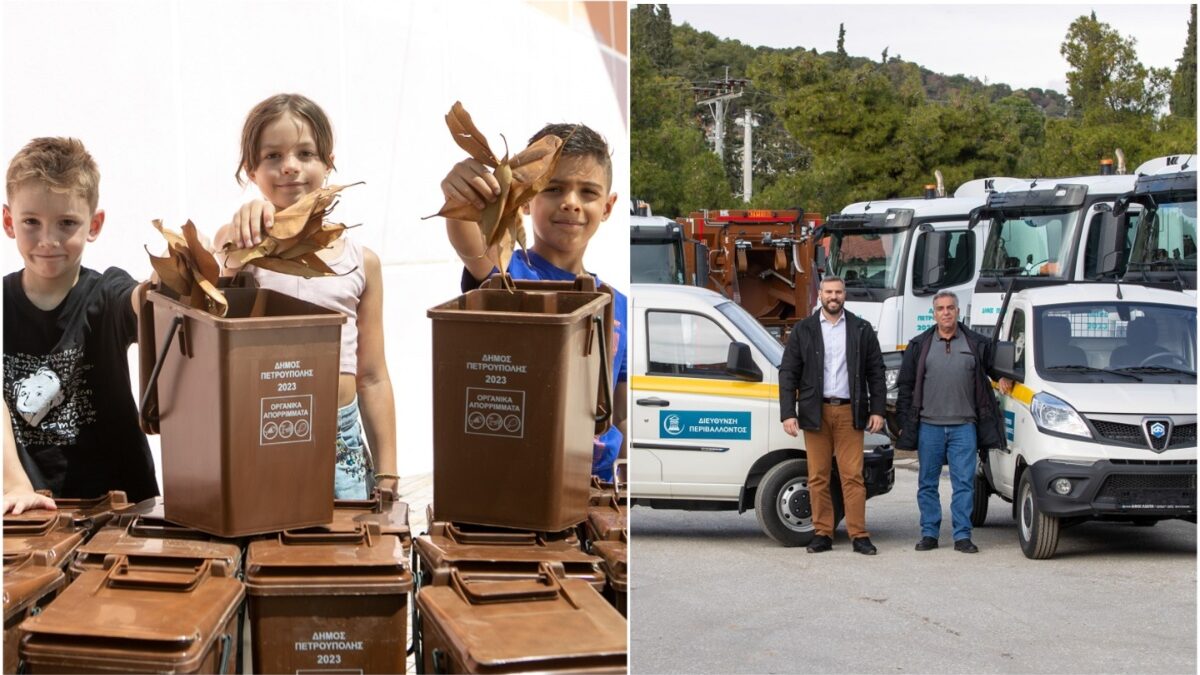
221, 182, 361, 278
148, 182, 360, 317
428, 101, 575, 289
146, 220, 229, 316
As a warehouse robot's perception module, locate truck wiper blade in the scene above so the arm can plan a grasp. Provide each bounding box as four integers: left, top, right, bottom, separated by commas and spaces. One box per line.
1044, 365, 1143, 381
1113, 365, 1197, 377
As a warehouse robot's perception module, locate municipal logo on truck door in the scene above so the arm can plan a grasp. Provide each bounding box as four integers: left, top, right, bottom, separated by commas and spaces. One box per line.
659, 411, 751, 440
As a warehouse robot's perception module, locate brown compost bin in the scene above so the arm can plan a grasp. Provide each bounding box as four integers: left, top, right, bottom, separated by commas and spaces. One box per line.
244, 521, 411, 674
332, 489, 411, 552
416, 564, 627, 674
414, 521, 604, 592
3, 555, 66, 675
17, 557, 243, 673
591, 533, 627, 617
140, 287, 345, 537
427, 280, 612, 531
585, 492, 628, 544
2, 512, 87, 574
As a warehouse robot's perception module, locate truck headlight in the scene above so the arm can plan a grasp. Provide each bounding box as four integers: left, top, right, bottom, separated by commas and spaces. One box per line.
1030, 393, 1092, 439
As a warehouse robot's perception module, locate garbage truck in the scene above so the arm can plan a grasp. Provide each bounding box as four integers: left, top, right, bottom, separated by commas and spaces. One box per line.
1116, 154, 1197, 293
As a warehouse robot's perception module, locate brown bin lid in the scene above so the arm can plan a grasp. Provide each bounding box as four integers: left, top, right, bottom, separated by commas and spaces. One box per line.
19, 558, 243, 669
244, 523, 412, 596
332, 491, 411, 548
415, 532, 603, 577
149, 287, 346, 330
427, 288, 610, 327
590, 539, 627, 591
427, 519, 581, 550
586, 496, 628, 542
3, 512, 87, 569
4, 491, 131, 533
417, 567, 626, 670
3, 556, 65, 621
73, 525, 242, 572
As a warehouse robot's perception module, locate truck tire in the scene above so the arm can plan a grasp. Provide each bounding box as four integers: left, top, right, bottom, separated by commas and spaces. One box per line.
971, 462, 989, 527
1018, 471, 1060, 559
754, 459, 844, 547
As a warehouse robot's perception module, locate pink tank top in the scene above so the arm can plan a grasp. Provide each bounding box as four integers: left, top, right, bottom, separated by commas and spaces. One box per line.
249, 236, 366, 375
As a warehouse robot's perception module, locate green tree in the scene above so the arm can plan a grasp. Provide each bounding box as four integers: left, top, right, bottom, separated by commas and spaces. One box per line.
1060, 12, 1170, 119
631, 4, 675, 70
1169, 4, 1196, 119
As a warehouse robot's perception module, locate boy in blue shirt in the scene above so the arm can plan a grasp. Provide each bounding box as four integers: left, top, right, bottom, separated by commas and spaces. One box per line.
440, 123, 627, 481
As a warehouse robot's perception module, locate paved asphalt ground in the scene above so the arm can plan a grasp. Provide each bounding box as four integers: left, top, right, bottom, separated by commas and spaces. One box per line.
629, 454, 1197, 674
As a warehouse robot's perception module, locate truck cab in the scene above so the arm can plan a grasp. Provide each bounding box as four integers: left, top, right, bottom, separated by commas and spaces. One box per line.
1117, 154, 1197, 293
982, 281, 1196, 559
968, 167, 1148, 337
628, 283, 894, 546
631, 215, 690, 285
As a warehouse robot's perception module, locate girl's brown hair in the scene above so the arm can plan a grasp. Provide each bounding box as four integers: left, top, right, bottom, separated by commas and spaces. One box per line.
237, 93, 336, 185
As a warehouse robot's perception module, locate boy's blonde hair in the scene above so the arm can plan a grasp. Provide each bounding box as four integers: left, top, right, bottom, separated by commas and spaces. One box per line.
6, 137, 100, 212
237, 93, 336, 185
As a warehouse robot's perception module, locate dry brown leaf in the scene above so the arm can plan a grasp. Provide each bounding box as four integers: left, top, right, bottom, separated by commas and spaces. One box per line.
446, 101, 498, 167
148, 220, 229, 317
146, 249, 190, 297
182, 221, 219, 286
426, 103, 578, 291
251, 253, 337, 278
267, 183, 358, 240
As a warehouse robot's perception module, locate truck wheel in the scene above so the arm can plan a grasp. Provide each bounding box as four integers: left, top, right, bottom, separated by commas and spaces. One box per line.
755, 459, 815, 547
1018, 471, 1060, 559
971, 463, 989, 527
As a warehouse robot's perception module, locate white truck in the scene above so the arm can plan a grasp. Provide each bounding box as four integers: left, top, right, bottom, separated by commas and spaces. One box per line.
965, 157, 1189, 337
824, 177, 1024, 433
628, 283, 895, 547
1117, 154, 1196, 293
980, 280, 1196, 559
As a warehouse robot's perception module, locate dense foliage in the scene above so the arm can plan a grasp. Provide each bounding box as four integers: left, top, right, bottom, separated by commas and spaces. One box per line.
632, 4, 1197, 217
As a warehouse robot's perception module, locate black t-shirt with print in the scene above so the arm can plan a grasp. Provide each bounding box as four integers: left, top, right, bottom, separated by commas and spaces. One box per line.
3, 267, 159, 502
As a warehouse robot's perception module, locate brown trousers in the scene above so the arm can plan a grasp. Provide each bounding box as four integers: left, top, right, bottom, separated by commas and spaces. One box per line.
802, 403, 868, 539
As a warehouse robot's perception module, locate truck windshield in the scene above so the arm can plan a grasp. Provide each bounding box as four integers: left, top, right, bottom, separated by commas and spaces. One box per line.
981, 211, 1079, 278
1127, 199, 1197, 272
631, 241, 683, 284
827, 228, 908, 290
715, 301, 784, 369
1035, 302, 1197, 383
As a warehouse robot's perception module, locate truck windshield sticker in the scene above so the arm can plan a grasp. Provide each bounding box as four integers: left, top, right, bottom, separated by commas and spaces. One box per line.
660, 411, 751, 439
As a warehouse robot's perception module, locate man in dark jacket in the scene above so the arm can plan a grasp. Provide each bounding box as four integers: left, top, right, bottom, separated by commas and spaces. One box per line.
779, 276, 886, 554
896, 290, 1007, 554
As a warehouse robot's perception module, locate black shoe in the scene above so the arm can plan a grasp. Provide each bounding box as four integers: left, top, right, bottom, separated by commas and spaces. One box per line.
852, 536, 877, 555
954, 538, 979, 553
914, 536, 939, 551
806, 535, 833, 553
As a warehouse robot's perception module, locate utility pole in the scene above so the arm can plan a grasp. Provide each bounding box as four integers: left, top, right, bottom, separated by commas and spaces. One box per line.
734, 108, 758, 203
692, 68, 748, 162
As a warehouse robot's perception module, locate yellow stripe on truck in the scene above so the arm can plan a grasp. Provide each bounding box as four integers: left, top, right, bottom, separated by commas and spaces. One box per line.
990, 379, 1035, 405
631, 375, 779, 401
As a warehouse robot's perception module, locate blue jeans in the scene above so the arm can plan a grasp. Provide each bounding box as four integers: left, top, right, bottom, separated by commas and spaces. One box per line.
334, 398, 371, 500
917, 422, 977, 542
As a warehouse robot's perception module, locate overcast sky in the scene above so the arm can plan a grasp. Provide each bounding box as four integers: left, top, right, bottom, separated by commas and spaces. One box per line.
666, 4, 1193, 95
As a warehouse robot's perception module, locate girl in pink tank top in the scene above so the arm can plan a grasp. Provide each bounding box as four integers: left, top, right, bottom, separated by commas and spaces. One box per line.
213, 94, 398, 500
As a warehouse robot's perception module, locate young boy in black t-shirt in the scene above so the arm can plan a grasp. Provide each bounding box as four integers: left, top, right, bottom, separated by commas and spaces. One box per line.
2, 137, 159, 513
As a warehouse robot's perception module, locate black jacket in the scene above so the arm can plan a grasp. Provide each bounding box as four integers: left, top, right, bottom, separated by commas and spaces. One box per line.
895, 321, 1006, 452
778, 310, 886, 431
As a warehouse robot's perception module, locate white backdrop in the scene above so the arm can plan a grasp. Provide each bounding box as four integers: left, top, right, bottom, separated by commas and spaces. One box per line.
1, 0, 630, 482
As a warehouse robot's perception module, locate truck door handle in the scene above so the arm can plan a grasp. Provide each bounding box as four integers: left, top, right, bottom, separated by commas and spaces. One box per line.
636, 397, 670, 407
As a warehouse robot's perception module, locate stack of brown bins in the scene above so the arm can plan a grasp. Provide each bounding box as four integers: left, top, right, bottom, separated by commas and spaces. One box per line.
418, 278, 627, 673
583, 469, 629, 617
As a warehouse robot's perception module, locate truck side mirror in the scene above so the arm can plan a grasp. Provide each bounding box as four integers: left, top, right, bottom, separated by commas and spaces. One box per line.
694, 242, 710, 286
1093, 212, 1128, 277
726, 342, 763, 381
914, 232, 947, 294
992, 340, 1023, 382
815, 247, 827, 275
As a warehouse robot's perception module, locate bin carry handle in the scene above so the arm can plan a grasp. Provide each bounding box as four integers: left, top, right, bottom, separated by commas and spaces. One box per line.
431, 648, 449, 675
104, 557, 211, 592
449, 562, 561, 605
443, 521, 537, 546
280, 521, 380, 546
592, 316, 613, 425
332, 487, 389, 514
139, 314, 184, 431
216, 633, 233, 675
3, 511, 71, 537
